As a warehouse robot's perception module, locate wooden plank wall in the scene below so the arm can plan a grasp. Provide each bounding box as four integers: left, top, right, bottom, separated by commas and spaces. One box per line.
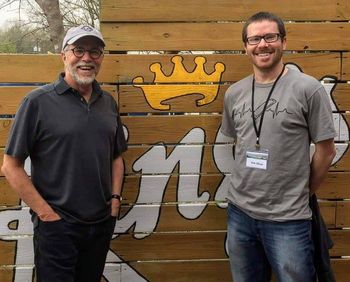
0, 0, 350, 281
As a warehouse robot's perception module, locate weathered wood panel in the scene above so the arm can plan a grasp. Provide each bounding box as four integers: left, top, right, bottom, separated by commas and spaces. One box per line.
121, 144, 350, 174
336, 201, 350, 227
122, 115, 223, 144
129, 260, 232, 282
0, 53, 341, 84
0, 113, 348, 146
0, 142, 349, 178
0, 240, 16, 265
2, 68, 347, 116
1, 259, 349, 282
343, 52, 350, 80
2, 173, 350, 207
101, 0, 350, 22
129, 259, 350, 282
332, 83, 350, 111
0, 86, 117, 115
102, 23, 350, 51
332, 259, 350, 282
109, 230, 350, 260
1, 1, 350, 280
317, 172, 350, 199
119, 82, 350, 113
329, 230, 350, 256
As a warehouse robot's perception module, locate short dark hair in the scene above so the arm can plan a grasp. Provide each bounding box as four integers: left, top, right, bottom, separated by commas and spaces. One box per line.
242, 12, 286, 44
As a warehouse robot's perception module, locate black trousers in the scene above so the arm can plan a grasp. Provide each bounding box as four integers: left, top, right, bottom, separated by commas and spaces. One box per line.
33, 216, 116, 282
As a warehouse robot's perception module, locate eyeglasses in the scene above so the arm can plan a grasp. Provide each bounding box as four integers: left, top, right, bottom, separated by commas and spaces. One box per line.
246, 33, 281, 45
67, 46, 104, 59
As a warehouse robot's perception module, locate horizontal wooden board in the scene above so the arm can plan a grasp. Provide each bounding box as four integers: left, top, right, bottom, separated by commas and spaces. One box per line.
317, 172, 350, 199
119, 85, 226, 113
130, 260, 232, 282
336, 201, 350, 227
331, 258, 350, 282
0, 202, 342, 238
1, 79, 349, 115
0, 85, 118, 115
102, 23, 350, 51
1, 259, 349, 282
343, 53, 350, 80
129, 259, 350, 282
329, 230, 350, 256
1, 143, 348, 176
123, 145, 350, 174
101, 0, 350, 22
332, 83, 350, 111
122, 115, 222, 144
0, 53, 342, 84
0, 111, 348, 146
111, 230, 350, 260
120, 81, 350, 113
2, 172, 350, 208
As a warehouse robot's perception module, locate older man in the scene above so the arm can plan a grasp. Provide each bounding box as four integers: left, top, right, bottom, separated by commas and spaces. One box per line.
2, 25, 127, 281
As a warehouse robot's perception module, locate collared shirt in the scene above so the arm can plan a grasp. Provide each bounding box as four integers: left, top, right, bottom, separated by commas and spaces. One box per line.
5, 73, 127, 224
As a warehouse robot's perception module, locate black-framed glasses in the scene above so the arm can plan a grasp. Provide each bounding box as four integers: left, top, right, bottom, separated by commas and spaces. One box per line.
246, 33, 281, 45
67, 46, 104, 59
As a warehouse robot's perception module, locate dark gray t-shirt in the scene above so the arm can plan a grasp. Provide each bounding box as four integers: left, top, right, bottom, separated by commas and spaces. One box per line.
220, 67, 336, 221
5, 74, 127, 224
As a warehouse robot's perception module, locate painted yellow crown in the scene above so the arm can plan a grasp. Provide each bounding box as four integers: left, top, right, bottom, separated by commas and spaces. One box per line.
133, 55, 225, 110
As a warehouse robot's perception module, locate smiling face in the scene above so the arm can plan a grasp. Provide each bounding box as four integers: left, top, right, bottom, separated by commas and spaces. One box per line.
61, 36, 104, 89
244, 20, 286, 76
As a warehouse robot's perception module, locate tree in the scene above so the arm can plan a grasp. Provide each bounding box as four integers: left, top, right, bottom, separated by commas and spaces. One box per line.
34, 0, 64, 52
0, 23, 53, 53
0, 0, 100, 53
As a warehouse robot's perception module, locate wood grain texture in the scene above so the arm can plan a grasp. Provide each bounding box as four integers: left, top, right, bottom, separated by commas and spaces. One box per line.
2, 173, 349, 207
0, 86, 117, 115
120, 81, 350, 113
343, 53, 350, 80
108, 230, 350, 260
1, 259, 349, 282
336, 201, 350, 227
102, 23, 350, 51
2, 80, 349, 115
329, 230, 350, 256
122, 145, 350, 174
0, 53, 342, 84
0, 113, 347, 146
101, 0, 350, 22
317, 172, 350, 199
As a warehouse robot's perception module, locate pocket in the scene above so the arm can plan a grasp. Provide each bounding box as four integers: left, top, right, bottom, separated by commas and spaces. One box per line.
38, 218, 64, 231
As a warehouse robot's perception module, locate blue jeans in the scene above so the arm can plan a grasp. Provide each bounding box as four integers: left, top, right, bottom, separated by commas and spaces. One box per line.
227, 203, 315, 282
33, 216, 116, 282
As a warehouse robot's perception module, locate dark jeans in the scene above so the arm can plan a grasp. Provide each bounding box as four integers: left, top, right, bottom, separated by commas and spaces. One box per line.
33, 216, 116, 282
227, 203, 315, 282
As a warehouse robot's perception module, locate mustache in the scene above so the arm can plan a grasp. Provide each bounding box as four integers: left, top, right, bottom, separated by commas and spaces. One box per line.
75, 62, 97, 68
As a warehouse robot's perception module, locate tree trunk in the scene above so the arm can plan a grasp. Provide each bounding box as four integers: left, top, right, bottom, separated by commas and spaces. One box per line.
35, 0, 64, 53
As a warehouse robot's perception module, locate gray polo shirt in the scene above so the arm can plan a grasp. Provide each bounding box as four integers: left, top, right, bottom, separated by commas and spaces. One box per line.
5, 74, 127, 224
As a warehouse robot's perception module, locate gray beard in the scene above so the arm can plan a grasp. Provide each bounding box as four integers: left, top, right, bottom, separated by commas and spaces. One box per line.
66, 64, 96, 86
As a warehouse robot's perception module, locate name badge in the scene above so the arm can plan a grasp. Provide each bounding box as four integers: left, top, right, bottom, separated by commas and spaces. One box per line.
246, 149, 269, 170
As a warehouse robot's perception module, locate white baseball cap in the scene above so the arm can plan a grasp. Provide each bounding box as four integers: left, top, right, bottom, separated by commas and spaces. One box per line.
62, 25, 105, 51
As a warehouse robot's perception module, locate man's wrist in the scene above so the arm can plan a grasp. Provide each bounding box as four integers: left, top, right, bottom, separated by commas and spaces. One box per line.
111, 194, 122, 201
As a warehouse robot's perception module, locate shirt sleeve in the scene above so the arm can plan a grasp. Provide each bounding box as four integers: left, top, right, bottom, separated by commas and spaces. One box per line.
5, 97, 39, 161
220, 89, 237, 138
307, 85, 337, 143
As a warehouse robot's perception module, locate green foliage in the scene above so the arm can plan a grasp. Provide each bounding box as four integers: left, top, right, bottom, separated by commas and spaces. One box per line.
0, 23, 55, 54
0, 0, 100, 53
